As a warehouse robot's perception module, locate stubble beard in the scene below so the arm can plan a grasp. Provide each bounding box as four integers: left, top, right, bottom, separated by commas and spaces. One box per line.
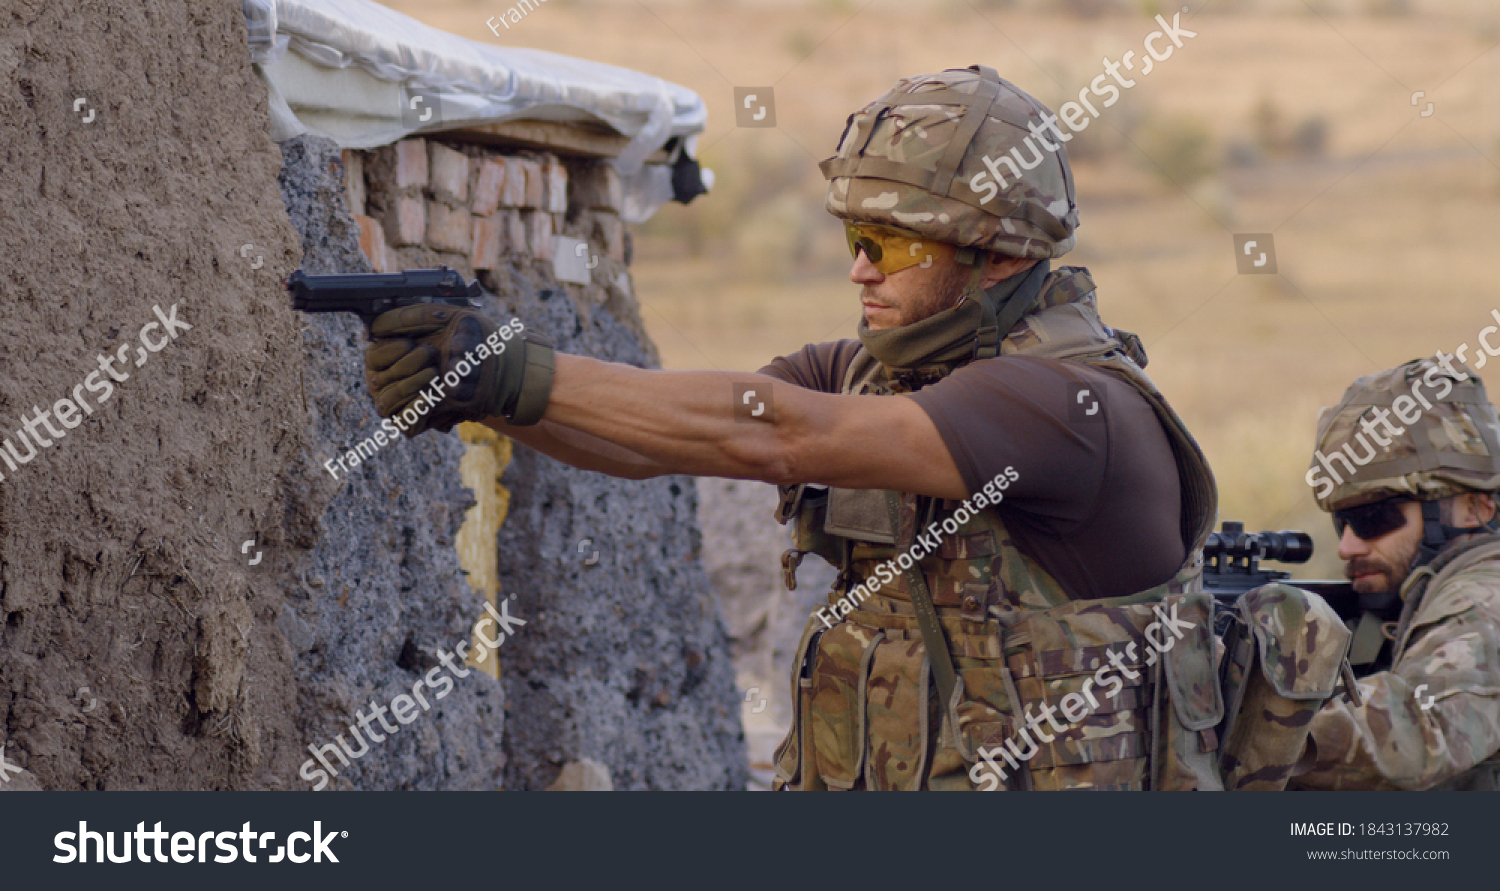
1344, 537, 1421, 597
875, 263, 973, 328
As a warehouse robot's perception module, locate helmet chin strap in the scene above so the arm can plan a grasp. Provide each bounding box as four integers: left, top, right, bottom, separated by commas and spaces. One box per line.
957, 248, 1042, 362
1414, 497, 1500, 569
1359, 498, 1499, 618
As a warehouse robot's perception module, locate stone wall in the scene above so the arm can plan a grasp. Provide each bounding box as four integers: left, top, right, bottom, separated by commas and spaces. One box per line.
289, 129, 748, 791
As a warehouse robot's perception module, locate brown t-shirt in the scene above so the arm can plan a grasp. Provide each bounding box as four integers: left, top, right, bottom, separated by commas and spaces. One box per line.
759, 341, 1186, 600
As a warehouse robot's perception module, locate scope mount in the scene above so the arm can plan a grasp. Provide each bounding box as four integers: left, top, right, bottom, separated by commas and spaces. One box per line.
1203, 521, 1314, 581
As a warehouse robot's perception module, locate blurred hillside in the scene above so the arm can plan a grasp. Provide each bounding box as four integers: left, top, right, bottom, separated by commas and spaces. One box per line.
390, 0, 1500, 578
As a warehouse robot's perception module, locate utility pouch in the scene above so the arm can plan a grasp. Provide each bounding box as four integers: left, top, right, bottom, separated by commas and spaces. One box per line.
773, 621, 827, 790
824, 487, 898, 544
1216, 583, 1354, 791
1156, 592, 1225, 790
775, 486, 841, 590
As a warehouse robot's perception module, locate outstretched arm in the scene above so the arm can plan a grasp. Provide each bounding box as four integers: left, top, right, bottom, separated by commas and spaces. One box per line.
485, 354, 968, 499
480, 417, 667, 480
362, 305, 966, 497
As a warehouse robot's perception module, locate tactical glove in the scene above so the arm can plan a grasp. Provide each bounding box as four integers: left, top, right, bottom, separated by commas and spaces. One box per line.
364, 304, 554, 436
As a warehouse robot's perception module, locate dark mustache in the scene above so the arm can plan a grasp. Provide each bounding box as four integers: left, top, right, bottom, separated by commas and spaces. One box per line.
1344, 557, 1392, 580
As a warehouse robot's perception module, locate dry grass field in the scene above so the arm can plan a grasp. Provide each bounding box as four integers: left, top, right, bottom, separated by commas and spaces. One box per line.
390, 0, 1499, 577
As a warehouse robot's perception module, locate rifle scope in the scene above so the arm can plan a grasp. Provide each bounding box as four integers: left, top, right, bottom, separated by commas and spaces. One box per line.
1204, 521, 1314, 565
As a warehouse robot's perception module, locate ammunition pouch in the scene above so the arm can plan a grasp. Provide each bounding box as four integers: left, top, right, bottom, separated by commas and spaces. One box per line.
1155, 592, 1227, 790
773, 573, 1227, 791
990, 589, 1224, 791
1216, 583, 1356, 791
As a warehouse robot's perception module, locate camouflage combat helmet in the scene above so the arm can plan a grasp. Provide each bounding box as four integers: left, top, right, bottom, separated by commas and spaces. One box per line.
820, 65, 1078, 260
1309, 356, 1500, 512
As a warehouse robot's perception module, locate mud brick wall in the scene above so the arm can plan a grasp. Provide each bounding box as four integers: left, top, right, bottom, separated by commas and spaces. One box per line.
0, 0, 743, 792
350, 138, 627, 285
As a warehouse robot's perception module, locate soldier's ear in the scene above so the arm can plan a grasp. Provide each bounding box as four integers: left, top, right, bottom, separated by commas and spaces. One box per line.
1476, 493, 1498, 525
1449, 492, 1496, 527
980, 254, 1038, 288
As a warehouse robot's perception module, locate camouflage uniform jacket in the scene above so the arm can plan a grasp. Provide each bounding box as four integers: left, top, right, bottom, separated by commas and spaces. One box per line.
1295, 534, 1500, 790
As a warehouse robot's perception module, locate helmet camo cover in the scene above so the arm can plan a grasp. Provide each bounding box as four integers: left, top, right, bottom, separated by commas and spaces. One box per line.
1310, 357, 1500, 511
821, 65, 1078, 260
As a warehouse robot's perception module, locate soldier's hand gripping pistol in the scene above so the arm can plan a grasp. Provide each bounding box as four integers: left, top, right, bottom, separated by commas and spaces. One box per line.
287, 266, 554, 436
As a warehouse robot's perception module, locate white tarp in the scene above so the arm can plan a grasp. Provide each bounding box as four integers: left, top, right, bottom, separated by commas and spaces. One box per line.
243, 0, 708, 221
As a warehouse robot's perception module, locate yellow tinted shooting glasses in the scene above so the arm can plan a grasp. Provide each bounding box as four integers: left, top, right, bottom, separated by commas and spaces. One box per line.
844, 223, 954, 274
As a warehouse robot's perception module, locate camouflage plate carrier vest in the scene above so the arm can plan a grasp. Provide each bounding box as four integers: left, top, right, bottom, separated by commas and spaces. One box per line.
773, 268, 1228, 791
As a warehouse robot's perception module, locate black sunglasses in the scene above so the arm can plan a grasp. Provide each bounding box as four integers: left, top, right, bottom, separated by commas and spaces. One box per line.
1332, 497, 1411, 541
